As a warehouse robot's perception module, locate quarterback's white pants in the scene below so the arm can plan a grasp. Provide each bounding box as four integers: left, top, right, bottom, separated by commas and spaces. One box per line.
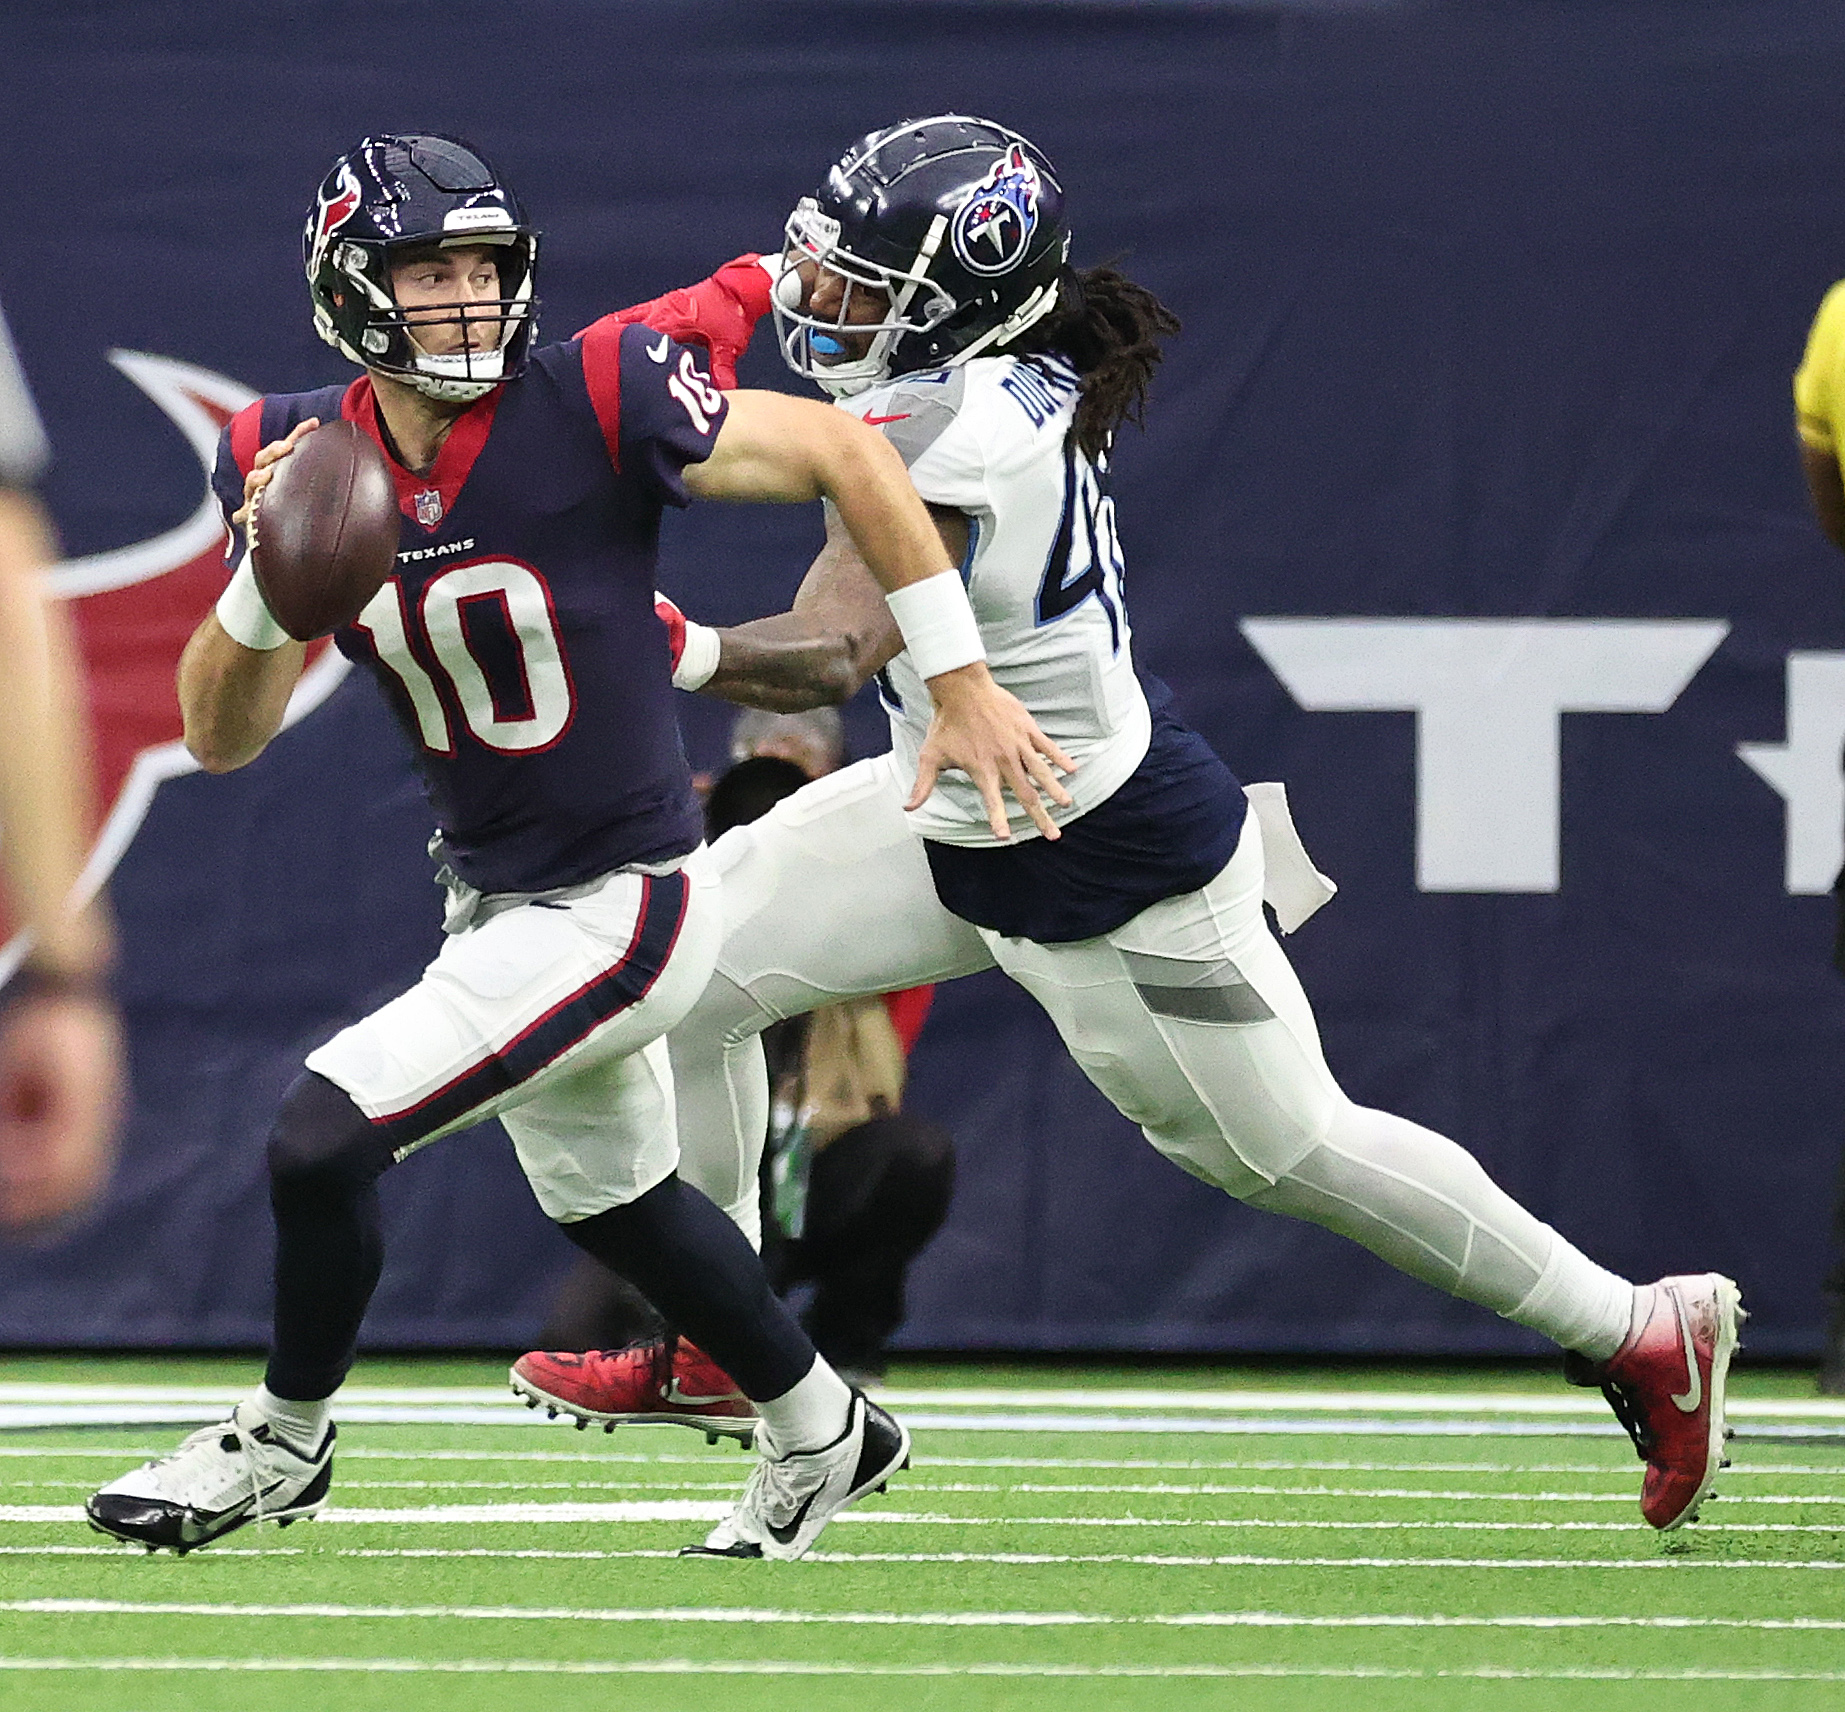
309, 855, 721, 1222
671, 755, 1632, 1356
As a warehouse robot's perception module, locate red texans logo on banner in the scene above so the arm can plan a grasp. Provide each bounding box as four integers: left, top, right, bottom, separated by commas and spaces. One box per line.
0, 353, 348, 980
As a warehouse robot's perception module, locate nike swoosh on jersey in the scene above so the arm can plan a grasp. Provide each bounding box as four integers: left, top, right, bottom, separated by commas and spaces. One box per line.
646, 334, 671, 363
765, 1484, 824, 1547
1669, 1288, 1703, 1412
863, 413, 912, 425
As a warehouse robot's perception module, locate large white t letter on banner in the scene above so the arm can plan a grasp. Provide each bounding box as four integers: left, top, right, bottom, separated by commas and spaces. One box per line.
1736, 652, 1845, 895
1241, 619, 1729, 892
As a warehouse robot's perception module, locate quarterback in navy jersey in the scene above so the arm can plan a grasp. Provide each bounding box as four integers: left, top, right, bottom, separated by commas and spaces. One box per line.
526, 116, 1745, 1539
88, 133, 1072, 1562
212, 302, 722, 894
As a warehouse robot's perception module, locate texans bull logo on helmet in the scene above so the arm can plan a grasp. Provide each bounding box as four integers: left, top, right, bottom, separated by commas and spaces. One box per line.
308, 162, 364, 274
951, 144, 1042, 277
0, 352, 347, 979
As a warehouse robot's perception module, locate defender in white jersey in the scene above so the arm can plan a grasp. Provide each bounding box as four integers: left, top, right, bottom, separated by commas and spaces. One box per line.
866, 353, 1151, 845
516, 117, 1741, 1537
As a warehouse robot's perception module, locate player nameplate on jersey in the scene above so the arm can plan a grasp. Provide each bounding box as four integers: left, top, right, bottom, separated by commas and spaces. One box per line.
414, 488, 443, 527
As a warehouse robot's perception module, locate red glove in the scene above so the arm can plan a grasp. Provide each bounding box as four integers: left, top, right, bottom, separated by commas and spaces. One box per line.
655, 590, 688, 673
598, 254, 777, 389
654, 589, 720, 690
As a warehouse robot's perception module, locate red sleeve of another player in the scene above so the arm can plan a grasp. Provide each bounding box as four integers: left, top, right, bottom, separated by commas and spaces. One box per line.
582, 253, 774, 389
881, 986, 935, 1057
228, 400, 264, 479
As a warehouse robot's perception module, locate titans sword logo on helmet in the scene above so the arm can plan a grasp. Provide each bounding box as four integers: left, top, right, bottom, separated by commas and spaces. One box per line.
951, 143, 1042, 276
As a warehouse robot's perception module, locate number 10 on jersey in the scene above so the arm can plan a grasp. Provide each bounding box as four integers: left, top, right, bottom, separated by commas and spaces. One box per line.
353, 559, 576, 755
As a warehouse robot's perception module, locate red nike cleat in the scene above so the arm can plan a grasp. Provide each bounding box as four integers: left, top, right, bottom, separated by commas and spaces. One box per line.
511, 1336, 758, 1446
1564, 1273, 1744, 1531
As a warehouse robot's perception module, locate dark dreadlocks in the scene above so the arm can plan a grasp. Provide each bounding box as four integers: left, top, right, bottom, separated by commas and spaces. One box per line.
1008, 264, 1181, 460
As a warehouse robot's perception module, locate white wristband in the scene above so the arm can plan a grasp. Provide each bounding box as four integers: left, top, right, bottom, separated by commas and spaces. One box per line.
215, 551, 290, 651
672, 619, 722, 691
885, 569, 985, 680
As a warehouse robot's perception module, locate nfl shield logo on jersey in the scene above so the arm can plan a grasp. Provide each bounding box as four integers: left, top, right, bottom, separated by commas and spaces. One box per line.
414, 488, 443, 527
951, 144, 1042, 277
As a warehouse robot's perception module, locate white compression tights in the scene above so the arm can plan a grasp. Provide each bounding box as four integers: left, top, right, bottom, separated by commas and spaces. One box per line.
668, 980, 772, 1251
986, 821, 1635, 1362
667, 766, 1636, 1362
1245, 1103, 1633, 1358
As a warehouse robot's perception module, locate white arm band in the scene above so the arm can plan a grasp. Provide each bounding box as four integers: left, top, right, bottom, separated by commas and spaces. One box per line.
215, 552, 290, 651
885, 569, 985, 680
672, 619, 722, 692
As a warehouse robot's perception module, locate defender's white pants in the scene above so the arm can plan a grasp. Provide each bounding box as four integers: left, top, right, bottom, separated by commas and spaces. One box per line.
671, 753, 1336, 1208
669, 757, 993, 1243
670, 753, 1632, 1354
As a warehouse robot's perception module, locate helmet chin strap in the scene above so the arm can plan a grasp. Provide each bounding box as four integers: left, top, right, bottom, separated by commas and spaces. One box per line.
944, 277, 1062, 369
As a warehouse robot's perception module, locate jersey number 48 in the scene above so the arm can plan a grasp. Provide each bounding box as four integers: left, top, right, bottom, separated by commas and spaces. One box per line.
1036, 445, 1126, 651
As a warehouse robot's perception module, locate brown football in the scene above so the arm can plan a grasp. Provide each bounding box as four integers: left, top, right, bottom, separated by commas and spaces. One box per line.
249, 420, 400, 640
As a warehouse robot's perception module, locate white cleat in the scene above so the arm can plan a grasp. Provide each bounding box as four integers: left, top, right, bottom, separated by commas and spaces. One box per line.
85, 1402, 335, 1555
680, 1390, 908, 1561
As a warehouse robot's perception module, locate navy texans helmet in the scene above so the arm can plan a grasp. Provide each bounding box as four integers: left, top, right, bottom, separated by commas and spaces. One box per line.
774, 115, 1070, 397
303, 133, 539, 403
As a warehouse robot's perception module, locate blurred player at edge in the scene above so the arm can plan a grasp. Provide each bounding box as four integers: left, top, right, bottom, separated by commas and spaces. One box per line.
0, 300, 123, 1232
520, 116, 1743, 1536
87, 132, 1073, 1562
1792, 277, 1845, 1395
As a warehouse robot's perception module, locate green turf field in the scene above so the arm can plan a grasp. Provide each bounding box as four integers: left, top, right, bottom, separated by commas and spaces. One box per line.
0, 1356, 1841, 1711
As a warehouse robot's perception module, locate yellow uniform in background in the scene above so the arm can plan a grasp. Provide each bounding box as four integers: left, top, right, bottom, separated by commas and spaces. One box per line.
1794, 279, 1845, 454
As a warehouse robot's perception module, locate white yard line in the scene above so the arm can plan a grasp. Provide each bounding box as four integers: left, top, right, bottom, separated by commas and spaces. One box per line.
5, 1383, 1837, 1419
5, 1542, 1843, 1571
12, 1445, 1838, 1479
8, 1502, 1845, 1533
889, 1414, 1832, 1440
1, 1384, 1838, 1443
881, 1389, 1845, 1422
8, 1596, 1845, 1631
11, 1478, 1841, 1504
0, 1406, 537, 1431
2, 1658, 1844, 1681
8, 1501, 1844, 1532
0, 1502, 730, 1524
0, 1386, 517, 1405
919, 1456, 1842, 1477
811, 1551, 1845, 1571
6, 1403, 1838, 1440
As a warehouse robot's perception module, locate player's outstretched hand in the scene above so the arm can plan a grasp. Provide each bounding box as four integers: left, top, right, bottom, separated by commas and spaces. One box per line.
232, 417, 321, 530
0, 986, 123, 1233
909, 662, 1076, 840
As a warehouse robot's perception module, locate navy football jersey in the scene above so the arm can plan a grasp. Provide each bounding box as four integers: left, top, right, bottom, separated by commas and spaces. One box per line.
212, 318, 729, 895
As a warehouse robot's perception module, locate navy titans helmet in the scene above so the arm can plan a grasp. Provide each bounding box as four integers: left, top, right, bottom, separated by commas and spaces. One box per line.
774, 116, 1071, 397
303, 134, 539, 403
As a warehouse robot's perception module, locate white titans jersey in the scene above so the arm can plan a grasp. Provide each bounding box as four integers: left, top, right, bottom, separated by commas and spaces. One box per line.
840, 354, 1151, 846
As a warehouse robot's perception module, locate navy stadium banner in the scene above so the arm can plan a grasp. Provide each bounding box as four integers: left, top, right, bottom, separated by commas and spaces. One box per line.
2, 1, 1844, 1356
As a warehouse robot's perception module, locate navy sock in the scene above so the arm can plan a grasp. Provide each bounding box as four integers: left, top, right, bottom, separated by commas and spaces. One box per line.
559, 1174, 815, 1401
263, 1073, 397, 1402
